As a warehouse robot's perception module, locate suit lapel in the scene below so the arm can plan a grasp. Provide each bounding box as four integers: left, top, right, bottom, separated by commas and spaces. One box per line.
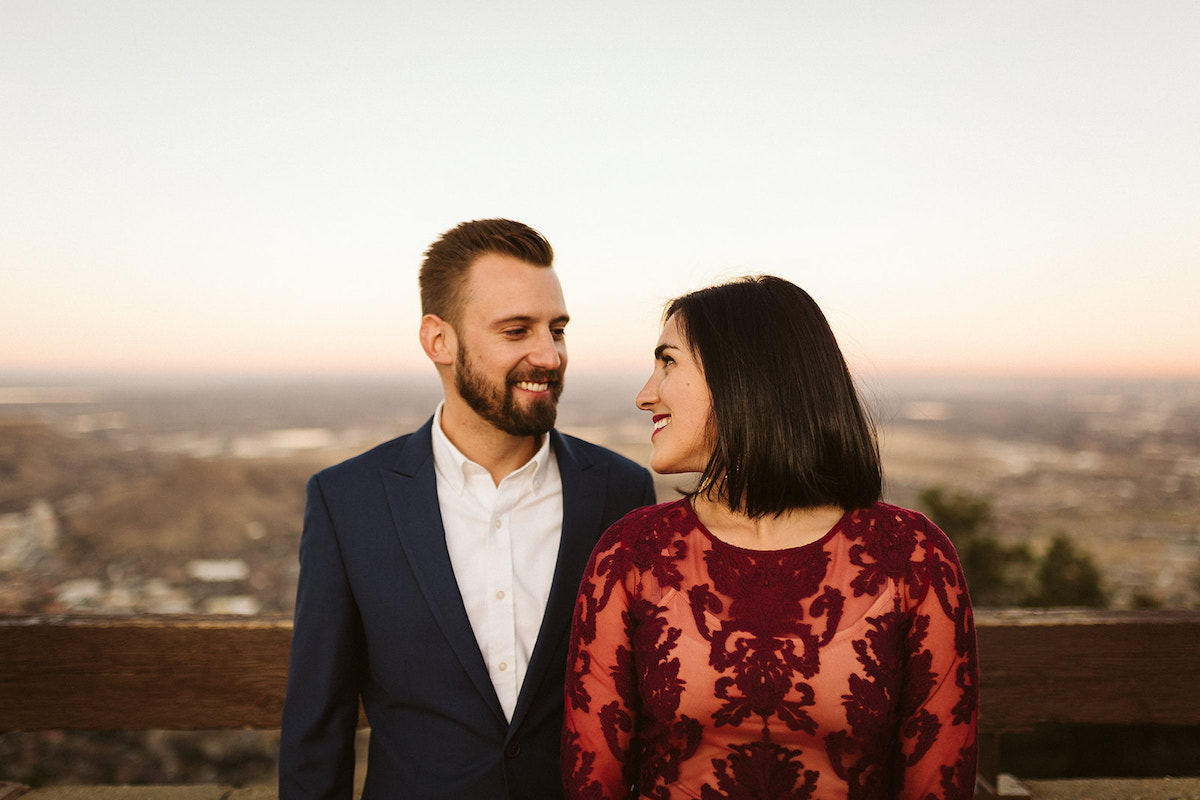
509, 430, 607, 732
381, 418, 506, 725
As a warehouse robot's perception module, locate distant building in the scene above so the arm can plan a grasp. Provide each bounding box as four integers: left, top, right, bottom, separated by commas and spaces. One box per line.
185, 558, 251, 582
0, 499, 60, 572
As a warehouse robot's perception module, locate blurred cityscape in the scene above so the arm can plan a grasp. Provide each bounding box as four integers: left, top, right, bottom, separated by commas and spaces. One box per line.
2, 372, 1200, 784
2, 373, 1199, 618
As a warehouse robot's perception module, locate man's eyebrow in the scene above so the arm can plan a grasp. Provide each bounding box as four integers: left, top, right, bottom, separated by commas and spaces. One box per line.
492, 314, 571, 326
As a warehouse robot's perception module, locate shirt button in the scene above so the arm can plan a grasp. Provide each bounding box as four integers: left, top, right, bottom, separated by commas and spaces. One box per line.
493, 519, 502, 529
498, 662, 508, 672
496, 590, 505, 600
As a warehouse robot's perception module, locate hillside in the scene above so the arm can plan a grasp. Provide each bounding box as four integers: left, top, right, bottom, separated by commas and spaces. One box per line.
0, 419, 164, 514
0, 420, 329, 614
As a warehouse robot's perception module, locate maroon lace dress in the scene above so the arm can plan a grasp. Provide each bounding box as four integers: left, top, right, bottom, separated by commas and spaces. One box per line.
563, 499, 978, 800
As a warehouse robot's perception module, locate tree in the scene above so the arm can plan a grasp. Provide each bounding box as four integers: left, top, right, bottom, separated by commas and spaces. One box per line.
918, 486, 1033, 606
1026, 533, 1107, 608
917, 486, 994, 540
920, 487, 1111, 608
1130, 591, 1163, 610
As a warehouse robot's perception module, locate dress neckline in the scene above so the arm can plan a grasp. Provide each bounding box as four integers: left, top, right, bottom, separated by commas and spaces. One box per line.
681, 497, 850, 554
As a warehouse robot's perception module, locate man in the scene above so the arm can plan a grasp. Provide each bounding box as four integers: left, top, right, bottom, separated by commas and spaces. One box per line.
279, 219, 656, 799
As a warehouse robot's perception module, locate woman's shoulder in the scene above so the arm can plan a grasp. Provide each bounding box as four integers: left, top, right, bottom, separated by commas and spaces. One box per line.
843, 502, 961, 562
609, 497, 691, 533
593, 498, 697, 558
848, 501, 941, 537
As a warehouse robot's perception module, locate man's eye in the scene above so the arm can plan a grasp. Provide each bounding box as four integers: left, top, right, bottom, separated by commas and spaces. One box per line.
503, 328, 528, 338
661, 355, 675, 367
552, 328, 567, 339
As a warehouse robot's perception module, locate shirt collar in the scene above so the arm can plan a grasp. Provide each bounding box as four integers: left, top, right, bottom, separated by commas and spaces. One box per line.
431, 402, 553, 495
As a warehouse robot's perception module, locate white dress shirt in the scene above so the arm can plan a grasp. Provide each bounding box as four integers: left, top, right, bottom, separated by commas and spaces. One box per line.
431, 404, 564, 721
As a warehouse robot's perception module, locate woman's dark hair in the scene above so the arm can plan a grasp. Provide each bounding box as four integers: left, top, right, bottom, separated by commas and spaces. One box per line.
666, 275, 882, 516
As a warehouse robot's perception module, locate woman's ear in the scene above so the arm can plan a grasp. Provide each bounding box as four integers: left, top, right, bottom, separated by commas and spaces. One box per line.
419, 314, 457, 366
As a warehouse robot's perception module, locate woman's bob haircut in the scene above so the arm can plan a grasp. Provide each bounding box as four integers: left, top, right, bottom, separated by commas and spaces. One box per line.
665, 275, 882, 517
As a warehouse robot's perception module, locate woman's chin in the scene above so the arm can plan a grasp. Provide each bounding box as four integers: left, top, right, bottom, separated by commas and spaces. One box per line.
650, 459, 701, 477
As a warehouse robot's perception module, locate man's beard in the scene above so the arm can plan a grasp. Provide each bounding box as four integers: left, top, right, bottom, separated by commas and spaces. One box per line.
454, 345, 563, 437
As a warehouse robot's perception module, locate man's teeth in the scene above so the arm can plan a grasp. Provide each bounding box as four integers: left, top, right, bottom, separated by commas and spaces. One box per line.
516, 381, 549, 392
653, 417, 670, 431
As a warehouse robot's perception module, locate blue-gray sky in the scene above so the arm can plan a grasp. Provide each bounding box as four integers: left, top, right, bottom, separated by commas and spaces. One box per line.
3, 1, 1198, 380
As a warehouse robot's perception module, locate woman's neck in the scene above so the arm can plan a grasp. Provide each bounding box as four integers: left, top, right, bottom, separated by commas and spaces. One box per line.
690, 492, 846, 551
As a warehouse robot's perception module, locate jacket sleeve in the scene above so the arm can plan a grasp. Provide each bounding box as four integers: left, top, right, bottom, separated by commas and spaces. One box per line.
638, 469, 657, 508
562, 520, 638, 800
279, 474, 365, 800
898, 521, 979, 800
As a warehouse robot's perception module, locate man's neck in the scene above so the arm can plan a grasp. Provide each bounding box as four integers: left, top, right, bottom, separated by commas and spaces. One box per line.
439, 398, 543, 486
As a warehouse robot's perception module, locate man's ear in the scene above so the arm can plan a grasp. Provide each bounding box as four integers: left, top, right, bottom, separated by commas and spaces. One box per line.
419, 314, 457, 366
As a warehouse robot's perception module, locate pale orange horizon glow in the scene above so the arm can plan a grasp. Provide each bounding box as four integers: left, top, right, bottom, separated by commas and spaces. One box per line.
3, 3, 1198, 385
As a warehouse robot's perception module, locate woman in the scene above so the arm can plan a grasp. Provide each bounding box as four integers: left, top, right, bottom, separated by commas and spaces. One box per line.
563, 276, 977, 799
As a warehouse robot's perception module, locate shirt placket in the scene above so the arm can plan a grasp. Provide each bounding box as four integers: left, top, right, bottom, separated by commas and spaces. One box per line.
487, 483, 519, 718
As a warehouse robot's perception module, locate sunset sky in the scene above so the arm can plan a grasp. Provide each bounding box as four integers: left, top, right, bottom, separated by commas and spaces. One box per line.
3, 1, 1198, 382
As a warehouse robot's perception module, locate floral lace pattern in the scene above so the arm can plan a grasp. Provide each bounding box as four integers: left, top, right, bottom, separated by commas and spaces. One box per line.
564, 500, 978, 800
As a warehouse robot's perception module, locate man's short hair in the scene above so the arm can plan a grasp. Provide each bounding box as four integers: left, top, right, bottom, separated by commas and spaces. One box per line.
666, 275, 882, 516
419, 219, 554, 327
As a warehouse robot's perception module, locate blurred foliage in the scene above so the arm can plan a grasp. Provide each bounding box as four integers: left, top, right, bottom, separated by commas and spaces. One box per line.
918, 486, 1107, 608
0, 730, 277, 787
1130, 591, 1165, 610
1026, 533, 1106, 608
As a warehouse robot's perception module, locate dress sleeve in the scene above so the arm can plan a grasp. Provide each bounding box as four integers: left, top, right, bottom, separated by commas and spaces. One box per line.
897, 520, 979, 800
563, 519, 638, 800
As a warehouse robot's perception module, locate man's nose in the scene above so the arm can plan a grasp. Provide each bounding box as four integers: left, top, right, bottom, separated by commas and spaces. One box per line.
527, 329, 563, 369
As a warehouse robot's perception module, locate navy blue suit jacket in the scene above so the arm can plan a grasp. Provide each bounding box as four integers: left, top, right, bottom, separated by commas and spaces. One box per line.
280, 418, 656, 799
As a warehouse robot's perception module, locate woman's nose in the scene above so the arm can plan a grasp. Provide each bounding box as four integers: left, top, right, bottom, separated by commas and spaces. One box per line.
635, 373, 658, 410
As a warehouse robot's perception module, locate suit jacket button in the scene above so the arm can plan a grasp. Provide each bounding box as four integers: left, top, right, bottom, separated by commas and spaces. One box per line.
505, 742, 521, 758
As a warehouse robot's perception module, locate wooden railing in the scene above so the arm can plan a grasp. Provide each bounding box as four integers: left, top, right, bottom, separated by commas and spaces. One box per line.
2, 609, 1199, 797
969, 609, 1200, 797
